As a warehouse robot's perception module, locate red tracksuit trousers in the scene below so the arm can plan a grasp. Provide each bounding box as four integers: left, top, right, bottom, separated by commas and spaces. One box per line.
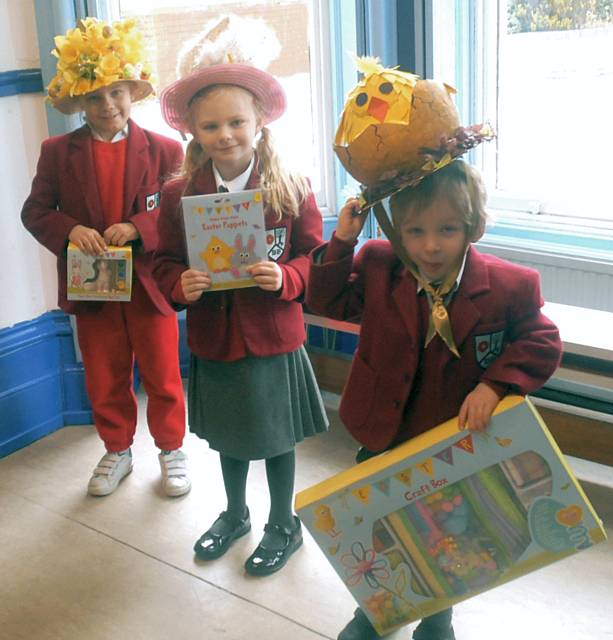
76, 277, 185, 452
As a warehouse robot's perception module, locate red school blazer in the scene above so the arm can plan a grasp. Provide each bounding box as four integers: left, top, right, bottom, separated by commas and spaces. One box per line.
154, 161, 324, 360
21, 120, 184, 315
307, 237, 563, 451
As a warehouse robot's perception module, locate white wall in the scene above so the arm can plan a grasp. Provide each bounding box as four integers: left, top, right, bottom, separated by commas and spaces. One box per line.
1, 0, 58, 329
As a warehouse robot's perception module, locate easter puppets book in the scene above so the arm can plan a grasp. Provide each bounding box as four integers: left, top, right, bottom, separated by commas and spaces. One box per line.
181, 189, 268, 292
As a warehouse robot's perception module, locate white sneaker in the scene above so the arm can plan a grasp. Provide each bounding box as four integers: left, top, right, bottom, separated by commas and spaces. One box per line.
87, 450, 133, 496
159, 449, 191, 497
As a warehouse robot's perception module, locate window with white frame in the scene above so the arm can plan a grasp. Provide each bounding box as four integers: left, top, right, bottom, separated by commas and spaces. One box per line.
433, 0, 613, 231
101, 0, 337, 214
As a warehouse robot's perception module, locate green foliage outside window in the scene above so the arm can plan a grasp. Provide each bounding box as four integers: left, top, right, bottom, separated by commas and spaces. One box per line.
507, 0, 613, 33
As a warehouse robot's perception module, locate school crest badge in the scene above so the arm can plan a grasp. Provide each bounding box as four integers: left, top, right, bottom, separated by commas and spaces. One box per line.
146, 192, 160, 212
266, 227, 287, 262
474, 330, 504, 369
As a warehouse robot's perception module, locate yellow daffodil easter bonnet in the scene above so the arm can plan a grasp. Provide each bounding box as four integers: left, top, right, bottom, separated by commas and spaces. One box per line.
47, 17, 154, 114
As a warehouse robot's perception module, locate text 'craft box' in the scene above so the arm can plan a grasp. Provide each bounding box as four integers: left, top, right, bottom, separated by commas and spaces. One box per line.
67, 243, 132, 301
181, 188, 268, 292
295, 396, 606, 635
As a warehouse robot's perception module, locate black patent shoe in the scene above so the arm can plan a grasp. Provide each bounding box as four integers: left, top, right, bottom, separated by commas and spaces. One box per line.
338, 608, 383, 640
193, 508, 251, 560
244, 515, 303, 576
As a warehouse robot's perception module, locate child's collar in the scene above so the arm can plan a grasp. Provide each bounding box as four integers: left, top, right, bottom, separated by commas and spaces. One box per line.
212, 155, 255, 192
87, 120, 130, 143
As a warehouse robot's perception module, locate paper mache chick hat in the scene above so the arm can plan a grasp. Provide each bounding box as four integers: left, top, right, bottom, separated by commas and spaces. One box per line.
334, 56, 494, 208
160, 15, 287, 133
47, 17, 154, 115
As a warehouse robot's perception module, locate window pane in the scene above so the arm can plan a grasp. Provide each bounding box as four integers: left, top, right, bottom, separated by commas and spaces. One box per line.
116, 0, 324, 196
499, 1, 613, 220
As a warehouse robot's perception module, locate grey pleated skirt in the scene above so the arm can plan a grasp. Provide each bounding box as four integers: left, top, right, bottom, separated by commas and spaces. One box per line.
188, 346, 329, 460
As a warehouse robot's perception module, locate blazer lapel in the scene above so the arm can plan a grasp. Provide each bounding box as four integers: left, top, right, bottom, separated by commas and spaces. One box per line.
246, 165, 260, 189
123, 120, 148, 217
187, 160, 216, 195
448, 247, 490, 354
69, 126, 104, 229
391, 266, 420, 349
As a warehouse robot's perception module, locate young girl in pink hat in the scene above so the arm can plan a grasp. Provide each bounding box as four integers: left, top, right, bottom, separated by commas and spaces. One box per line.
155, 14, 328, 576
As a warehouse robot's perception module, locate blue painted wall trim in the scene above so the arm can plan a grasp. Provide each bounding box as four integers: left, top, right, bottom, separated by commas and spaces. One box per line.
0, 308, 191, 459
0, 69, 44, 98
0, 311, 91, 458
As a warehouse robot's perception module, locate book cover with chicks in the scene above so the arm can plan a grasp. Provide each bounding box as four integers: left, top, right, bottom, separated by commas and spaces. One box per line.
296, 396, 607, 635
181, 189, 267, 291
67, 243, 132, 301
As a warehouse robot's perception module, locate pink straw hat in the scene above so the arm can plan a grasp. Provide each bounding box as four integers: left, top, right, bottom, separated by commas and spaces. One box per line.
160, 63, 286, 133
160, 15, 286, 133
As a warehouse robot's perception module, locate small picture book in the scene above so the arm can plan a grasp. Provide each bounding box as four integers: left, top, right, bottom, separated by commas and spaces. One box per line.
67, 243, 132, 301
181, 189, 268, 292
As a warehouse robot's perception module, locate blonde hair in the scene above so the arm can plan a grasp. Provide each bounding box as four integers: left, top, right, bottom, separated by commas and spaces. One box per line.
181, 85, 310, 220
390, 160, 488, 242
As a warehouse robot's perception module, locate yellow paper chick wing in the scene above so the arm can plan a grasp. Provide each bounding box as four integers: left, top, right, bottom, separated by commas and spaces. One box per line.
334, 57, 460, 187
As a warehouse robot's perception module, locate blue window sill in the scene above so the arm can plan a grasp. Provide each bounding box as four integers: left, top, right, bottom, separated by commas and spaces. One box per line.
483, 210, 613, 264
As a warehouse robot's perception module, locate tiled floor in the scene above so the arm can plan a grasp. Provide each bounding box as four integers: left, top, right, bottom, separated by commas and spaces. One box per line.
0, 390, 611, 640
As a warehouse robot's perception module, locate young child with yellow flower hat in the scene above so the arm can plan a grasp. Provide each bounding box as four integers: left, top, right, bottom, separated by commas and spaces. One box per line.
21, 17, 190, 498
307, 58, 563, 640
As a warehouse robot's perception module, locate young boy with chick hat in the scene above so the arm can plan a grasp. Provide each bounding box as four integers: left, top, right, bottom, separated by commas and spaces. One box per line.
307, 57, 562, 640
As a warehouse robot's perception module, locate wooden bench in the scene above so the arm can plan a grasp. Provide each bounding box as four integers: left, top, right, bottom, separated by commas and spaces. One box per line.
305, 302, 613, 467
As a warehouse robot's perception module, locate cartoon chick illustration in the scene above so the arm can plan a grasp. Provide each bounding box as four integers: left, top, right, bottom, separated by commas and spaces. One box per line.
314, 504, 342, 538
335, 56, 419, 147
201, 235, 235, 273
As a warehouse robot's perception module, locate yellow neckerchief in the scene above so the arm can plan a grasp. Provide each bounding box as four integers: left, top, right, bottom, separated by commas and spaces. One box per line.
412, 259, 464, 358
372, 201, 465, 358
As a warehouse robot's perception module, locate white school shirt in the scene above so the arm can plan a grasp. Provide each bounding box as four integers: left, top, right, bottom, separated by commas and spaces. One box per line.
212, 156, 256, 192
87, 122, 129, 143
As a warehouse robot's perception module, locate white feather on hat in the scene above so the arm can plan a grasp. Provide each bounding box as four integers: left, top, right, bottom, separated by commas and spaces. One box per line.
176, 14, 281, 79
160, 14, 287, 132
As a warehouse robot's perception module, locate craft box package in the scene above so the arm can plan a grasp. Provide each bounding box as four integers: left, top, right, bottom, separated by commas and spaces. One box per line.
296, 396, 606, 635
67, 243, 132, 301
182, 188, 268, 292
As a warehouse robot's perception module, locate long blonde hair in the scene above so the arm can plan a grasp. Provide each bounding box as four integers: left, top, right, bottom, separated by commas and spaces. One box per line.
181, 85, 310, 220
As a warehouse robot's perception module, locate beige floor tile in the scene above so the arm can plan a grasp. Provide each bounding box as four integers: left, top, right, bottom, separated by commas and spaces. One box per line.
0, 390, 612, 640
0, 493, 327, 640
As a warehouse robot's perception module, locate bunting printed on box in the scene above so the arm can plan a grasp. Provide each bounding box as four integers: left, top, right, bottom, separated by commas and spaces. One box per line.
181, 189, 268, 291
434, 446, 454, 466
296, 396, 607, 636
375, 479, 391, 496
394, 469, 413, 487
